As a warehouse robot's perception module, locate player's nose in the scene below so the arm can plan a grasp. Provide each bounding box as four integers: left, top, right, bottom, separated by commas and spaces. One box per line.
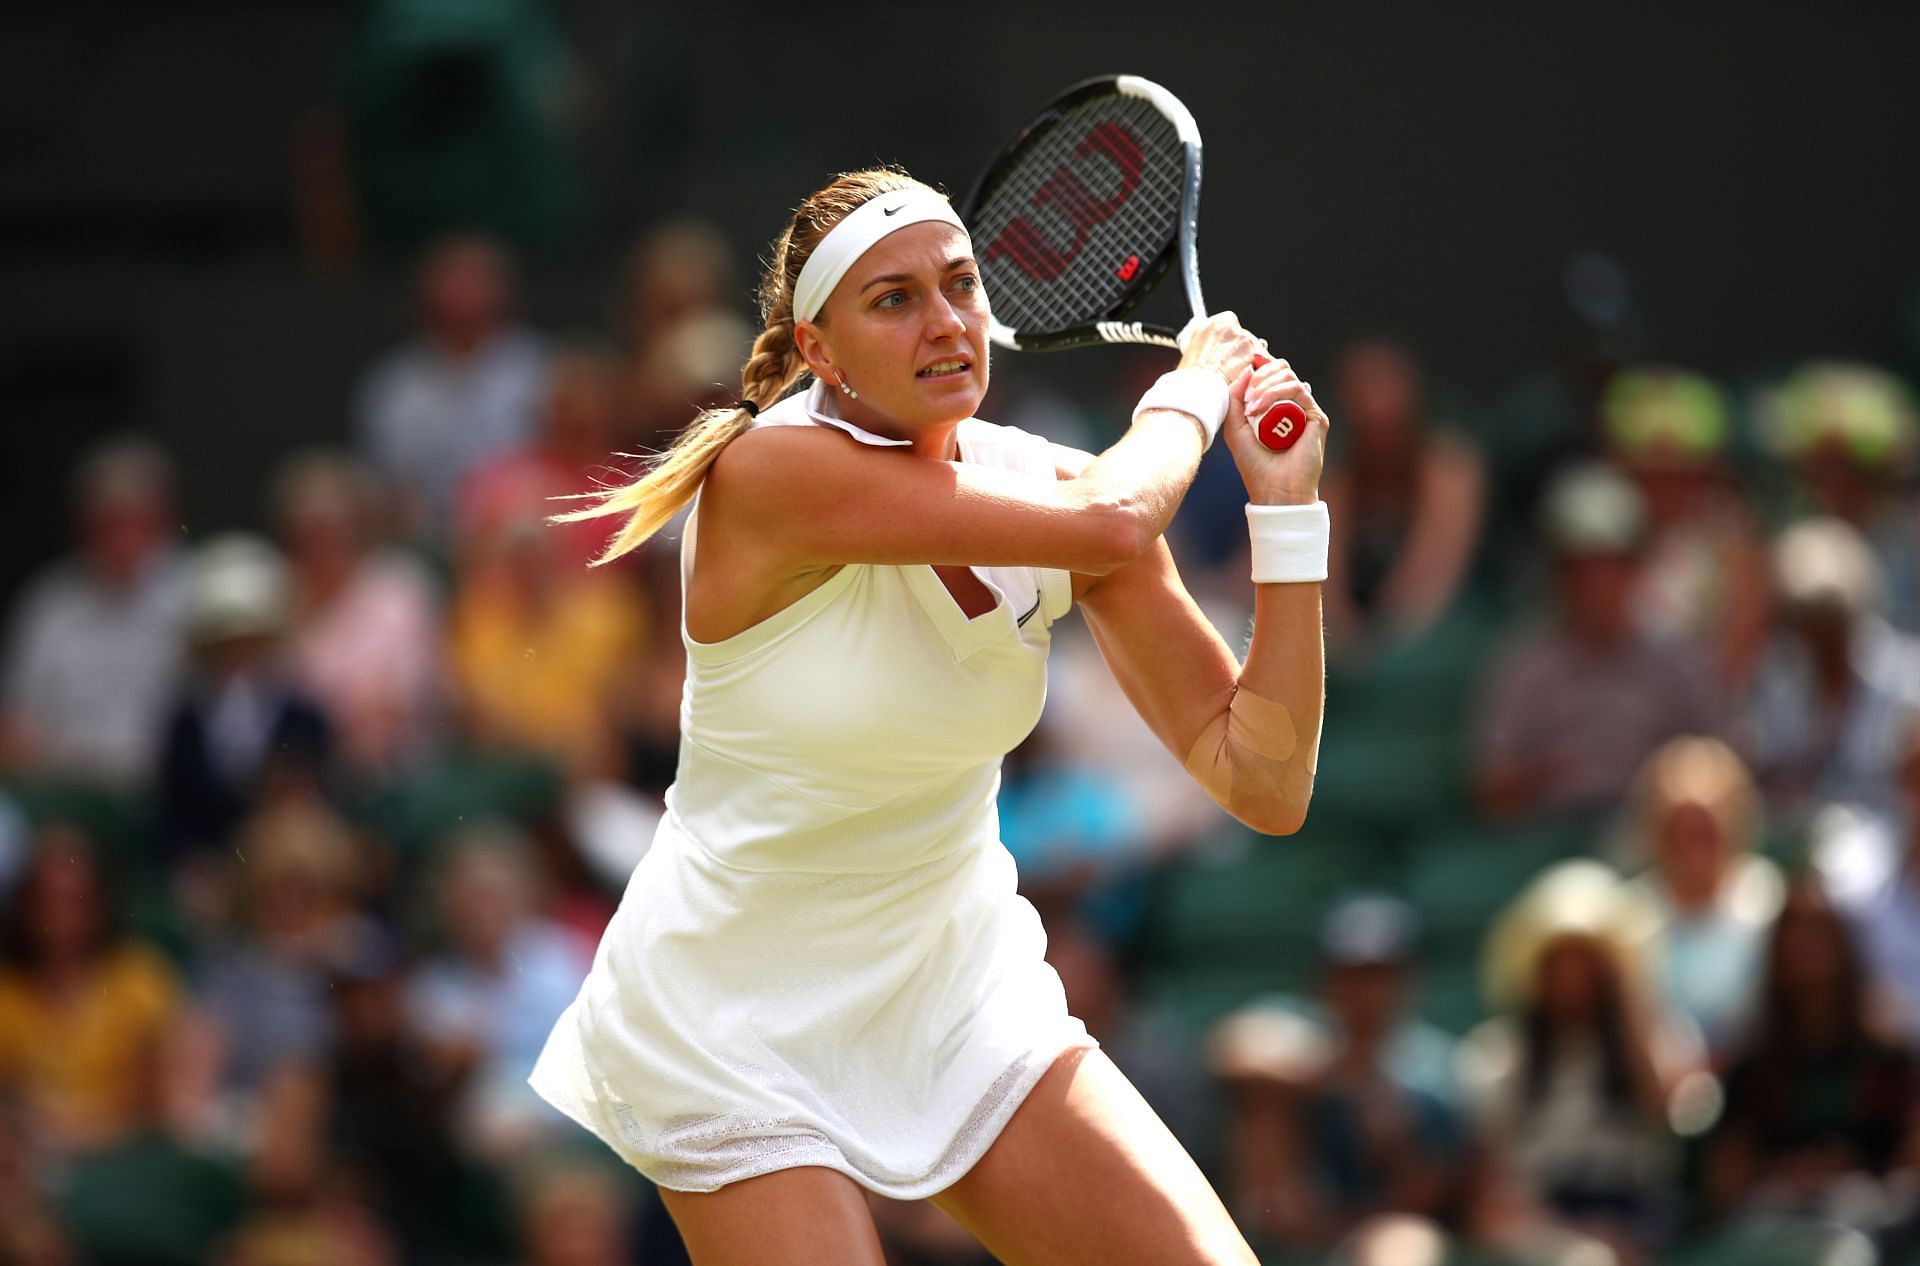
925, 292, 967, 339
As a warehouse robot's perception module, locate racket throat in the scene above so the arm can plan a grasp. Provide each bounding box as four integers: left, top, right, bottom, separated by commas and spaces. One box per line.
1095, 320, 1180, 349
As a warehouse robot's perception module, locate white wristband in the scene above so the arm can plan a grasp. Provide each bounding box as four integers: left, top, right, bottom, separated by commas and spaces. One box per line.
1247, 501, 1330, 583
1131, 368, 1229, 448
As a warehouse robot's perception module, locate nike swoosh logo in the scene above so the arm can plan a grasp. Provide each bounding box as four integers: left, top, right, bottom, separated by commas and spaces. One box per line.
1016, 593, 1042, 627
882, 204, 904, 216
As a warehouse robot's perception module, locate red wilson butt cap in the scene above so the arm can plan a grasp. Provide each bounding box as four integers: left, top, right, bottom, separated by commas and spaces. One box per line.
1257, 401, 1309, 451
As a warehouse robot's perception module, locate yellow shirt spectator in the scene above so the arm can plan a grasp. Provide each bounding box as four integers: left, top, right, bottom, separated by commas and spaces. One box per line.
0, 941, 181, 1150
448, 520, 647, 770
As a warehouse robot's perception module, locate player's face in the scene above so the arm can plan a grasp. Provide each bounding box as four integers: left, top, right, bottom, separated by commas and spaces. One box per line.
809, 222, 990, 445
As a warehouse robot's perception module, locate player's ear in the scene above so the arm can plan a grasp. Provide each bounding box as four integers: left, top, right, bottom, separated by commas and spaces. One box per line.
792, 318, 837, 383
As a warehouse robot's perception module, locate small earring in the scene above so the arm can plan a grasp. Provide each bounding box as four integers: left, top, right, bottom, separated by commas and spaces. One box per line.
836, 372, 858, 400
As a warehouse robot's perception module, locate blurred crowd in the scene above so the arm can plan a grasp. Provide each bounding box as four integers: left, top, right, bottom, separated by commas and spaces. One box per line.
6, 217, 1918, 1266
6, 104, 1920, 1266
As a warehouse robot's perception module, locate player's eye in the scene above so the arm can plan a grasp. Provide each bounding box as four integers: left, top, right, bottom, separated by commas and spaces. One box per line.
875, 291, 907, 310
952, 274, 980, 295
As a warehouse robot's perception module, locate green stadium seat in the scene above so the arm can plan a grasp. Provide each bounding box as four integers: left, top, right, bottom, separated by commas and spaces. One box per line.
1414, 958, 1488, 1037
1403, 820, 1594, 953
0, 777, 144, 877
1310, 725, 1466, 839
1311, 600, 1503, 838
361, 748, 565, 860
1666, 1223, 1884, 1266
1136, 826, 1410, 1042
0, 777, 192, 957
1143, 830, 1402, 967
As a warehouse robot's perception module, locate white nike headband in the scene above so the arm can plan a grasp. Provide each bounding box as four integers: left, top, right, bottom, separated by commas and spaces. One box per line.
791, 188, 968, 323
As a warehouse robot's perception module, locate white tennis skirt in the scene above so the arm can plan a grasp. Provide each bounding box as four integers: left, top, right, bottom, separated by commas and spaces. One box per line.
528, 809, 1094, 1196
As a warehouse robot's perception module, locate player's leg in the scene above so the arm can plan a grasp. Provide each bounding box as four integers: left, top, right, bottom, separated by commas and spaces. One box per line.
658, 1165, 889, 1266
931, 1046, 1260, 1266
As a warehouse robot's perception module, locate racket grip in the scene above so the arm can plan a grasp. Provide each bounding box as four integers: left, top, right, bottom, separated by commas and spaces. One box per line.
1248, 352, 1309, 452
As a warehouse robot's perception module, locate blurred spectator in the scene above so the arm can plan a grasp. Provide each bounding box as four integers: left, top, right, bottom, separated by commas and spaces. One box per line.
1213, 999, 1333, 1241
216, 1151, 401, 1266
193, 799, 371, 1119
1325, 1214, 1452, 1266
233, 1037, 403, 1266
1829, 719, 1920, 1046
560, 774, 663, 901
1481, 251, 1649, 556
618, 220, 736, 360
459, 347, 631, 575
617, 220, 755, 448
1044, 908, 1213, 1161
999, 724, 1151, 943
274, 451, 444, 781
1618, 737, 1783, 1062
630, 308, 754, 446
1739, 516, 1920, 819
1705, 881, 1920, 1239
515, 1159, 637, 1266
619, 544, 691, 803
354, 234, 550, 543
153, 536, 333, 872
0, 437, 189, 789
447, 492, 646, 775
1024, 622, 1222, 857
323, 923, 504, 1266
868, 1191, 994, 1266
0, 825, 184, 1155
0, 792, 29, 904
1475, 463, 1722, 820
405, 822, 591, 1164
54, 1026, 246, 1266
1602, 366, 1771, 689
0, 1094, 73, 1265
339, 0, 584, 261
1213, 895, 1477, 1252
289, 106, 358, 272
1322, 339, 1486, 667
1463, 861, 1705, 1265
1759, 361, 1920, 627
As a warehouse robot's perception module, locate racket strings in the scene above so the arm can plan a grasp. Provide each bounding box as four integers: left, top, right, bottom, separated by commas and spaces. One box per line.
979, 112, 1180, 325
970, 94, 1186, 335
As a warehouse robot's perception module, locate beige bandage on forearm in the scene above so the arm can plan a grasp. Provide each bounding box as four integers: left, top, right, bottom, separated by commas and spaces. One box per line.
1183, 685, 1301, 813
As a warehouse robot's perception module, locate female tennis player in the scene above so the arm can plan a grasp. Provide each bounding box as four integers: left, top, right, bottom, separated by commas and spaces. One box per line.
530, 168, 1329, 1266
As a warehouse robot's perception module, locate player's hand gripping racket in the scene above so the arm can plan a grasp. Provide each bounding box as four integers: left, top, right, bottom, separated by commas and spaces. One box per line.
958, 74, 1307, 452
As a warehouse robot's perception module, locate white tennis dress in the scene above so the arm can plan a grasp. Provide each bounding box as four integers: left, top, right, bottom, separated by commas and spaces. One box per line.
529, 380, 1095, 1196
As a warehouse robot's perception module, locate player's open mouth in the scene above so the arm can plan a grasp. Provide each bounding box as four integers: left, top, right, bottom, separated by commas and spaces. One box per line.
916, 359, 972, 379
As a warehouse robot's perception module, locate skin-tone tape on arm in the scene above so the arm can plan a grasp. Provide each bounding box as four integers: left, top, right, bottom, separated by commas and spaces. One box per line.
1223, 686, 1297, 762
1181, 685, 1299, 804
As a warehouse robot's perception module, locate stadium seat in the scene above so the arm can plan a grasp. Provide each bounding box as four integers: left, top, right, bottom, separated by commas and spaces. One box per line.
361, 748, 564, 859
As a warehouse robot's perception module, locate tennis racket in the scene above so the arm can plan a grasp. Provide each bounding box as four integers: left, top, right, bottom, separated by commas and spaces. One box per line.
957, 74, 1308, 452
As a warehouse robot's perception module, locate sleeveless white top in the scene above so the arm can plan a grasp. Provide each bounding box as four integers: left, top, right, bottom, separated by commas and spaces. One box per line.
529, 381, 1093, 1196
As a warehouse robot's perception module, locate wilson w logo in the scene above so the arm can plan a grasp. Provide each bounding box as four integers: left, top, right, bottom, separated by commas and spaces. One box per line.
986, 123, 1143, 283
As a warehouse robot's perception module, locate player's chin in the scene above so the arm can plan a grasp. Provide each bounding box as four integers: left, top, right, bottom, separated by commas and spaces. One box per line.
913, 370, 987, 417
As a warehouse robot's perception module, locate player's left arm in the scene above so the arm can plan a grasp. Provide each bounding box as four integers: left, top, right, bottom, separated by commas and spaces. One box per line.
1055, 358, 1329, 836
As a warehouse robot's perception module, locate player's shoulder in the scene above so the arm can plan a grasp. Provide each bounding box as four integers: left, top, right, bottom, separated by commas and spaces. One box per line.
712, 421, 852, 482
958, 416, 1092, 480
705, 420, 893, 521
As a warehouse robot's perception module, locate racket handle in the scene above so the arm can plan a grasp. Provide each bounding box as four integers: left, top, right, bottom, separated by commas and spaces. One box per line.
1248, 351, 1309, 452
